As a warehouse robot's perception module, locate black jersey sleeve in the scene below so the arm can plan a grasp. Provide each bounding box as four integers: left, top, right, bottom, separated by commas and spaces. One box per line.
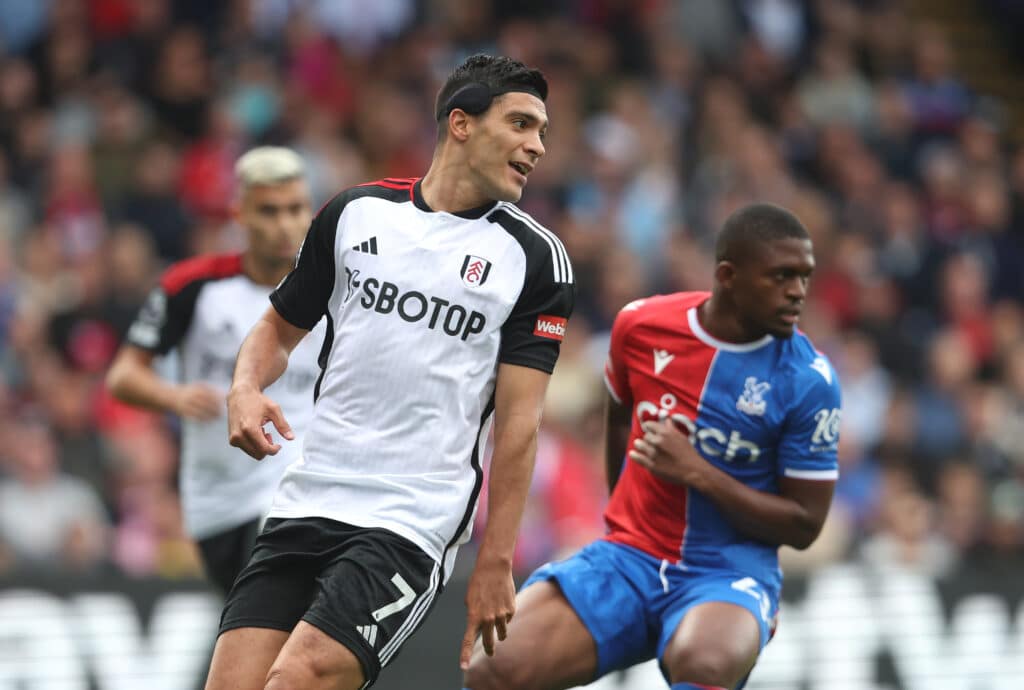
270, 195, 343, 330
125, 254, 242, 355
125, 285, 190, 355
498, 222, 576, 374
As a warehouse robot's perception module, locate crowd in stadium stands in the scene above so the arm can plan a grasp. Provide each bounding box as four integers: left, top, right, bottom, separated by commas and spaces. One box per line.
1, 0, 1023, 583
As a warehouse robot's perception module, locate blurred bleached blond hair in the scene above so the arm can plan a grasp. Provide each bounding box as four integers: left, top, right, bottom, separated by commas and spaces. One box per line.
235, 146, 306, 191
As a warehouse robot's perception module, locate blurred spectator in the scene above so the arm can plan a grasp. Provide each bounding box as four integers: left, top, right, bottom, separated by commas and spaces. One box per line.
836, 330, 891, 449
102, 223, 160, 334
912, 328, 973, 461
90, 80, 150, 208
861, 465, 957, 576
177, 101, 241, 220
107, 423, 202, 579
901, 23, 972, 141
0, 151, 32, 238
145, 25, 211, 139
673, 0, 743, 64
44, 142, 105, 261
938, 251, 994, 366
0, 418, 110, 572
116, 139, 192, 261
798, 37, 875, 132
869, 80, 916, 179
936, 461, 987, 554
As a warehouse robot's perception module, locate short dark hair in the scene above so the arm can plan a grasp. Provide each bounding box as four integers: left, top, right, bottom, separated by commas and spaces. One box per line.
434, 54, 548, 125
714, 203, 810, 264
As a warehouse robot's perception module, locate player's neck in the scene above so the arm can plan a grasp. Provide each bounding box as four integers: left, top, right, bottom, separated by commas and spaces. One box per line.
420, 160, 492, 213
241, 252, 290, 287
698, 297, 766, 344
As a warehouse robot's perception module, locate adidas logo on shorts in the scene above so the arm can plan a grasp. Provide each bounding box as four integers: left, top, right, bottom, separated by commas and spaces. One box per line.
356, 623, 379, 647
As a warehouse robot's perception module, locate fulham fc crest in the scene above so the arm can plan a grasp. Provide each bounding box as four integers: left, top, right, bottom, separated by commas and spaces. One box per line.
461, 255, 492, 287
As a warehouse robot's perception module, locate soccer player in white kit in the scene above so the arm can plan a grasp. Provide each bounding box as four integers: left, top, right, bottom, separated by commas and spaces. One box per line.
106, 147, 325, 593
204, 55, 575, 690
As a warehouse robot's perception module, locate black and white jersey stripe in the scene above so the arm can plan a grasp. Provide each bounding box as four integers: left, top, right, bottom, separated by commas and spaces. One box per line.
495, 202, 573, 284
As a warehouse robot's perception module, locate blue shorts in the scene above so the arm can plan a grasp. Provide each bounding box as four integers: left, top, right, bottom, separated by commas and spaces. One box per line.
523, 540, 778, 683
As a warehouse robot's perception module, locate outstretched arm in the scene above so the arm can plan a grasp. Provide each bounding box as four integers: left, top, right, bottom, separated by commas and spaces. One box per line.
227, 306, 309, 459
631, 420, 835, 549
107, 346, 223, 420
460, 363, 550, 670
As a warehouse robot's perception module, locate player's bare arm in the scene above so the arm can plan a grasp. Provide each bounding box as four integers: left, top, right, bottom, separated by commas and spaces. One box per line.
107, 346, 222, 420
227, 306, 308, 460
631, 419, 834, 549
461, 363, 551, 670
604, 393, 632, 494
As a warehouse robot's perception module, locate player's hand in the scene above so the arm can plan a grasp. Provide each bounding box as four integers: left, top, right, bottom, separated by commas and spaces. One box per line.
460, 557, 515, 670
629, 419, 706, 485
226, 383, 295, 460
172, 383, 223, 420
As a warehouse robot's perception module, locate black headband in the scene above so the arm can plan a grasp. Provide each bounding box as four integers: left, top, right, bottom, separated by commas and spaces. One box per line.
435, 82, 545, 121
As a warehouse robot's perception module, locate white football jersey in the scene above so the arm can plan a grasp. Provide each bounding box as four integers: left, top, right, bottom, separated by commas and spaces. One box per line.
127, 254, 325, 539
269, 178, 575, 580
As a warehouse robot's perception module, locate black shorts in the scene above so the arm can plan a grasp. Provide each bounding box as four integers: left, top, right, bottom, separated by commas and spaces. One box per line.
219, 517, 442, 687
197, 517, 262, 594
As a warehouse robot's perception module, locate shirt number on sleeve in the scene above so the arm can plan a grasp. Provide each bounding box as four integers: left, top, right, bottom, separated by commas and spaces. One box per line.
810, 408, 841, 446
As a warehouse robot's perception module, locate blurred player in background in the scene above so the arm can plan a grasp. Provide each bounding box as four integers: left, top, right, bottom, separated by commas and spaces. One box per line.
465, 204, 842, 690
106, 147, 323, 593
204, 54, 574, 690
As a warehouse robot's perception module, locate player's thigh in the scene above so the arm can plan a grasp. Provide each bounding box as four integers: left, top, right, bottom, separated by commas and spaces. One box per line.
265, 620, 365, 690
302, 526, 442, 688
663, 601, 761, 688
219, 518, 323, 638
205, 626, 289, 690
197, 517, 262, 594
464, 580, 598, 690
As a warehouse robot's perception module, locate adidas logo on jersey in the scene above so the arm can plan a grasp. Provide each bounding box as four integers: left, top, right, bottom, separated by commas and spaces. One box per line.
352, 237, 379, 255
356, 624, 378, 647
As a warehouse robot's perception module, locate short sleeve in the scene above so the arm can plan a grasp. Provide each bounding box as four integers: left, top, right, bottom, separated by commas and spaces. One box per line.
270, 196, 342, 330
778, 357, 842, 480
125, 254, 243, 354
499, 252, 575, 374
603, 300, 643, 405
125, 284, 189, 355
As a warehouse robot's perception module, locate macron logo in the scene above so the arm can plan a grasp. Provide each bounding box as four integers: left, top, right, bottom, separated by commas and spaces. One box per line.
811, 357, 832, 385
534, 315, 567, 341
653, 349, 674, 375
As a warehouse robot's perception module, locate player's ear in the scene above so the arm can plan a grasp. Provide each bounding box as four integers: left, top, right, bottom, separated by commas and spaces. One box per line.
715, 261, 736, 289
448, 109, 473, 143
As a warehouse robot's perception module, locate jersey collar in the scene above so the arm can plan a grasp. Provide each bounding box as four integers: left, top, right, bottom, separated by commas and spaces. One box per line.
687, 306, 774, 352
412, 179, 498, 219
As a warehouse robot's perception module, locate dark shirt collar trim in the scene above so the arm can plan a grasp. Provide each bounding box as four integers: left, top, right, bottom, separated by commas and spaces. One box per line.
412, 179, 497, 219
